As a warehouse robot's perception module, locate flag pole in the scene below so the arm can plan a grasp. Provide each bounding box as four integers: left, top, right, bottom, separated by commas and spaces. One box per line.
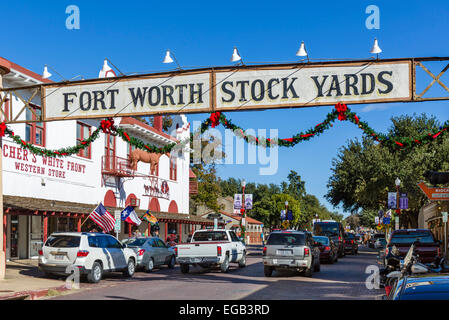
79, 213, 91, 229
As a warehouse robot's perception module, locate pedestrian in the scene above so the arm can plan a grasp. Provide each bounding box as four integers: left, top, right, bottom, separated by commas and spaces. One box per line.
260, 232, 264, 246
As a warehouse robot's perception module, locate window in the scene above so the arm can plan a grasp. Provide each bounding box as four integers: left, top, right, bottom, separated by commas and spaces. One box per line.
45, 235, 80, 248
25, 104, 45, 146
230, 232, 240, 242
192, 231, 228, 242
106, 236, 122, 248
267, 233, 305, 246
127, 144, 136, 160
77, 122, 92, 158
170, 156, 177, 180
104, 133, 116, 170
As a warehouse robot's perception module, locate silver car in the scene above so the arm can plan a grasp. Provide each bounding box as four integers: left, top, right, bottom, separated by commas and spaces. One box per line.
263, 230, 320, 277
125, 237, 176, 272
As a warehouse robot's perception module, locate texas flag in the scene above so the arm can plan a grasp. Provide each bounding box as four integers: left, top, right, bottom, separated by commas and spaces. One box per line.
121, 206, 142, 226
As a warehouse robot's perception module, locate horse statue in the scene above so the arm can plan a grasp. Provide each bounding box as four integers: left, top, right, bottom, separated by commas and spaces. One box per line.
129, 149, 170, 175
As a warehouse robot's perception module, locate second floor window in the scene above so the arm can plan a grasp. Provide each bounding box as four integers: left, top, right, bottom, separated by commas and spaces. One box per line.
77, 122, 91, 158
170, 157, 177, 181
25, 104, 45, 147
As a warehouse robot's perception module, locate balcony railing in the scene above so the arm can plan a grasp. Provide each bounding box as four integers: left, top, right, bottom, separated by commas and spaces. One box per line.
102, 155, 134, 177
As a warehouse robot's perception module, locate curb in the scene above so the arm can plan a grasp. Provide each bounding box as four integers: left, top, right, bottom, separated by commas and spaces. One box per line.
0, 284, 69, 300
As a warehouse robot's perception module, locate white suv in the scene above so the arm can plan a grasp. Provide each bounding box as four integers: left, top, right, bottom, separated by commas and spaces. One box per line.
39, 232, 137, 283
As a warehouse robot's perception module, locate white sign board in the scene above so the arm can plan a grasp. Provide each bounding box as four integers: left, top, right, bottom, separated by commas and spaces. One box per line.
43, 73, 211, 121
114, 210, 121, 232
41, 60, 412, 121
442, 212, 448, 223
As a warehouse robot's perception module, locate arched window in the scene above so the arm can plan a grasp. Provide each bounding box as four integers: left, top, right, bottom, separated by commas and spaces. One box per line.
104, 190, 117, 207
168, 200, 178, 213
149, 198, 161, 212
125, 193, 137, 207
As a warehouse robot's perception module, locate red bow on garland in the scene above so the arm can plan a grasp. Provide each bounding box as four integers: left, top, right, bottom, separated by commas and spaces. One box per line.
209, 112, 221, 128
335, 103, 348, 121
0, 122, 6, 137
100, 118, 115, 134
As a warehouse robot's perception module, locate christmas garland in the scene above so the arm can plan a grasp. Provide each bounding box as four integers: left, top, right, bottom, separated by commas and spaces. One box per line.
0, 103, 447, 158
204, 103, 449, 149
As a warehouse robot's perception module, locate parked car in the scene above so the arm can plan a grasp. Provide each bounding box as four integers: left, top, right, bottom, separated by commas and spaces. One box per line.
386, 273, 449, 300
374, 237, 387, 249
355, 234, 362, 244
313, 220, 345, 257
313, 235, 338, 264
368, 233, 385, 248
263, 230, 320, 277
38, 232, 137, 283
385, 229, 441, 268
125, 237, 176, 272
175, 229, 246, 273
343, 233, 358, 254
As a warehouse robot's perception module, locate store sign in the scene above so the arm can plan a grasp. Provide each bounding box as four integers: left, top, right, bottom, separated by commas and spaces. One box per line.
2, 139, 88, 183
41, 60, 411, 121
418, 181, 449, 200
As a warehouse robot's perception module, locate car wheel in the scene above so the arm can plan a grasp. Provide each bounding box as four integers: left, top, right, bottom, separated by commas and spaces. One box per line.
304, 265, 313, 277
87, 262, 103, 283
328, 255, 334, 264
123, 259, 135, 278
264, 266, 273, 277
145, 258, 155, 273
180, 264, 190, 274
351, 248, 356, 255
221, 255, 230, 273
167, 255, 175, 269
238, 252, 247, 268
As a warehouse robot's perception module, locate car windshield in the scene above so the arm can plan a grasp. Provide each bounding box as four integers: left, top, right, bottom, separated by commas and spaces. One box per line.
192, 231, 228, 242
126, 238, 148, 247
267, 233, 305, 246
313, 223, 339, 236
313, 236, 329, 245
390, 231, 435, 244
344, 233, 355, 239
45, 235, 80, 248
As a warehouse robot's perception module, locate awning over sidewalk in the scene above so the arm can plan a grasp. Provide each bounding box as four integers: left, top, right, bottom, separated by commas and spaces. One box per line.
3, 195, 214, 225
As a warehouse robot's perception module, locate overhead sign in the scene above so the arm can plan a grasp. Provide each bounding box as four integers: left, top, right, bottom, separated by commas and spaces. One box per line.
234, 194, 242, 210
245, 194, 253, 210
388, 192, 397, 209
418, 181, 449, 200
38, 60, 412, 121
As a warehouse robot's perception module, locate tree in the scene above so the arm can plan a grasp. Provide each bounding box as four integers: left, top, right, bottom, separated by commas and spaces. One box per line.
190, 163, 222, 213
326, 113, 449, 228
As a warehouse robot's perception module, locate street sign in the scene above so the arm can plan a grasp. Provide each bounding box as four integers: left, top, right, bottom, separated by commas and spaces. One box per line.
287, 210, 293, 221
114, 210, 121, 232
418, 181, 449, 200
399, 196, 408, 209
234, 194, 242, 210
442, 212, 448, 223
280, 210, 286, 220
375, 217, 380, 224
383, 217, 391, 225
388, 192, 397, 209
378, 210, 384, 218
395, 216, 400, 230
245, 194, 253, 210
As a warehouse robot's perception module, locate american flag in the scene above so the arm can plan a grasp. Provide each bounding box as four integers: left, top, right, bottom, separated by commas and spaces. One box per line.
89, 203, 116, 232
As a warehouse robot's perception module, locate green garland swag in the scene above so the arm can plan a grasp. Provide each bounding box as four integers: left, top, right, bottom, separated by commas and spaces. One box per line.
0, 103, 447, 158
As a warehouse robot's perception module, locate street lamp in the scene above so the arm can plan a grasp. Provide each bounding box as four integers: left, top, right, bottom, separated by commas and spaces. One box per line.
395, 178, 401, 230
241, 180, 246, 243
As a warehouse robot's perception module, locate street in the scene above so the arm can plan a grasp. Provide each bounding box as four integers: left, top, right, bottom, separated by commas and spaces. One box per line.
49, 245, 383, 300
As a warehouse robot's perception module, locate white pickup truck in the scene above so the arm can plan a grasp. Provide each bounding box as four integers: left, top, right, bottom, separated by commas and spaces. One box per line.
175, 229, 247, 273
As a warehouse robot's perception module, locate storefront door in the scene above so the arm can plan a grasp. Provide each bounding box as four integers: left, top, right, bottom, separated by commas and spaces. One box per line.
9, 215, 19, 259
29, 215, 43, 259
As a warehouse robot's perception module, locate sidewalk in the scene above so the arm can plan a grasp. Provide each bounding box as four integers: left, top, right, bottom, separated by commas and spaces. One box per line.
0, 260, 69, 300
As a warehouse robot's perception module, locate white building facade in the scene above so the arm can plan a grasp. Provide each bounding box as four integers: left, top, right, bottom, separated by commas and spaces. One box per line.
0, 57, 210, 260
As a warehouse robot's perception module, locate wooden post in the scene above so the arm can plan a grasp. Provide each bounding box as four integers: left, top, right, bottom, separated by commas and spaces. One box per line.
43, 216, 48, 242
165, 222, 168, 241
0, 68, 7, 279
2, 214, 6, 252
178, 223, 182, 243
77, 218, 81, 232
128, 223, 131, 238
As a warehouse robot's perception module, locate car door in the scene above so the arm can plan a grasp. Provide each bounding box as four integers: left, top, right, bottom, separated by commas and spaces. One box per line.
229, 231, 243, 262
156, 239, 171, 264
97, 236, 113, 271
106, 235, 126, 270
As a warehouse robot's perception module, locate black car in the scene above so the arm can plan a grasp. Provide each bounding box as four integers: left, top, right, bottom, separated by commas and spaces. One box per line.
343, 233, 358, 254
313, 221, 345, 257
387, 273, 449, 300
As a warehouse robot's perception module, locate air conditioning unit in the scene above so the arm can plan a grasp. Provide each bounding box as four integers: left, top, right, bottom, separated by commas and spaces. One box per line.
130, 198, 140, 207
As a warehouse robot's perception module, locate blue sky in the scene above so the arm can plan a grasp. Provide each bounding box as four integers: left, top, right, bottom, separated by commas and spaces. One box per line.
2, 0, 449, 216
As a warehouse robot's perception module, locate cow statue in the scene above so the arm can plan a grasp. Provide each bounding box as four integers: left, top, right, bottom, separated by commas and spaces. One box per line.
129, 149, 170, 175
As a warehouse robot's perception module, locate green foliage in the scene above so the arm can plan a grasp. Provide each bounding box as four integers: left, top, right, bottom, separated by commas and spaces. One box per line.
326, 113, 449, 228
190, 163, 222, 213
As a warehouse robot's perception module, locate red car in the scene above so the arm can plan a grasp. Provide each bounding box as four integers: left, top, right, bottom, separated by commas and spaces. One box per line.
385, 229, 441, 267
313, 236, 338, 264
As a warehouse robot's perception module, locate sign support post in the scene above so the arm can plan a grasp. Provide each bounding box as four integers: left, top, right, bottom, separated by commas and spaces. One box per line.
442, 212, 448, 259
